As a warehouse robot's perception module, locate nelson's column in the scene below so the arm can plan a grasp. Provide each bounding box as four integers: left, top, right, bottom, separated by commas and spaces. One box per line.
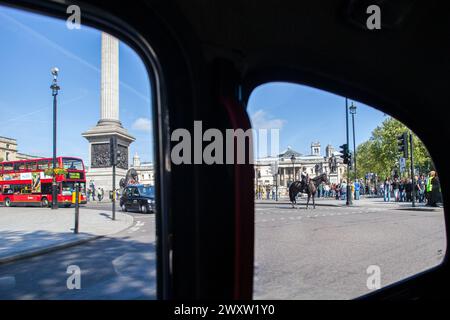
82, 33, 135, 191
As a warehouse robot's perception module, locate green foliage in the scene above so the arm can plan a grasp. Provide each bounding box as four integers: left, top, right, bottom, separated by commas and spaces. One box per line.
356, 117, 433, 180
44, 167, 68, 177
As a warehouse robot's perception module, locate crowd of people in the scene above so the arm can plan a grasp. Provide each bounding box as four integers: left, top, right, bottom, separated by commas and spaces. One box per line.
381, 171, 441, 207
255, 170, 442, 207
86, 181, 121, 202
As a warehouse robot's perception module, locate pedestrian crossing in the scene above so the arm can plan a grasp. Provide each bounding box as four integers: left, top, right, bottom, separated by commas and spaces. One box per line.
255, 207, 385, 224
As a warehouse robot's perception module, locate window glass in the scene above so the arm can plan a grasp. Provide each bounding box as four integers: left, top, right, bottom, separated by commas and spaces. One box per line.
0, 4, 155, 300
2, 163, 13, 171
249, 82, 446, 299
62, 158, 84, 170
37, 160, 50, 170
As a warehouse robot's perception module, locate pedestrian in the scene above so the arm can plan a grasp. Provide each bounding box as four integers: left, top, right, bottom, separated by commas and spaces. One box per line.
383, 177, 391, 202
427, 171, 442, 207
341, 180, 347, 201
392, 178, 400, 202
354, 180, 360, 200
405, 178, 413, 202
399, 179, 405, 202
417, 174, 425, 203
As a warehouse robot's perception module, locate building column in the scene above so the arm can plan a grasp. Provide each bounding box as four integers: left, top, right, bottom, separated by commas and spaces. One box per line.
100, 32, 119, 123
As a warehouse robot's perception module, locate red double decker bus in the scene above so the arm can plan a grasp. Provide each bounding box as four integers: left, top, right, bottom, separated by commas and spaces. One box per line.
0, 157, 87, 207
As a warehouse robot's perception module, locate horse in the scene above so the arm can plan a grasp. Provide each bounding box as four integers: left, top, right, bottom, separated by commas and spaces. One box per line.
289, 173, 328, 209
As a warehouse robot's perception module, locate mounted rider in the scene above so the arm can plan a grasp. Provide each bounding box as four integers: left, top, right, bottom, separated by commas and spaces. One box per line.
300, 168, 309, 191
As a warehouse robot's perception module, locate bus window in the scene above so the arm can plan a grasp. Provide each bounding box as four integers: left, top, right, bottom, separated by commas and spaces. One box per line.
2, 163, 13, 171
62, 158, 84, 170
26, 161, 37, 170
14, 162, 25, 171
37, 160, 50, 170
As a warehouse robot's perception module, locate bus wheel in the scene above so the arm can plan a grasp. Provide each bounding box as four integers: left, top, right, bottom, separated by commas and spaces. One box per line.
41, 198, 49, 208
5, 198, 12, 207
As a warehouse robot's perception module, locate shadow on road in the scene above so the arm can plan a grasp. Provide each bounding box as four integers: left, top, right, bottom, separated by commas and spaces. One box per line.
0, 234, 156, 300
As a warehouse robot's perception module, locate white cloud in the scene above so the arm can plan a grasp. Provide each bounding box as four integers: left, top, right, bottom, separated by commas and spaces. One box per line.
132, 117, 152, 132
251, 110, 286, 129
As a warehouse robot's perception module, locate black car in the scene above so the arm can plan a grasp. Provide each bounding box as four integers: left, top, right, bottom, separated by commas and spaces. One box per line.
120, 185, 155, 213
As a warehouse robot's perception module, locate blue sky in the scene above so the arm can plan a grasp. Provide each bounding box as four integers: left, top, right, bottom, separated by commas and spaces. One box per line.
248, 83, 386, 157
0, 6, 152, 164
0, 5, 387, 165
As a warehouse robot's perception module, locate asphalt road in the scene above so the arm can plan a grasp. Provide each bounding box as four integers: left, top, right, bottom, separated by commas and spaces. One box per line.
0, 198, 446, 300
253, 200, 446, 299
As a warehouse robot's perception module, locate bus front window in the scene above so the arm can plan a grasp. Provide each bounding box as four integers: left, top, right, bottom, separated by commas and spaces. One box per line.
62, 159, 84, 170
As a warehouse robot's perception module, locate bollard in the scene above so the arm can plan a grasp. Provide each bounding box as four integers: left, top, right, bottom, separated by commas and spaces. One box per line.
74, 183, 80, 234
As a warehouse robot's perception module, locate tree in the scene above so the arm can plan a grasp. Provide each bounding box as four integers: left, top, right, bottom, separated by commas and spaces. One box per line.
356, 117, 433, 180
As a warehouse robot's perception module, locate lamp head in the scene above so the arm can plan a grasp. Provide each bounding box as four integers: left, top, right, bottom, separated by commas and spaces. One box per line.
51, 67, 59, 77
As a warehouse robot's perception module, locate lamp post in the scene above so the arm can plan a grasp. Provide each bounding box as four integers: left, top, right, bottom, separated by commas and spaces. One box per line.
271, 162, 279, 201
345, 98, 353, 205
349, 102, 357, 181
50, 67, 60, 210
290, 154, 296, 184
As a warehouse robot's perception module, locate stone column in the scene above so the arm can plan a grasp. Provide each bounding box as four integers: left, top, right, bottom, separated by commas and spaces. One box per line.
82, 32, 135, 192
100, 32, 119, 123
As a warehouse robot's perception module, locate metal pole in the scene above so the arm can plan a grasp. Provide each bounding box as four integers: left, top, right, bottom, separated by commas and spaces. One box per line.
346, 98, 352, 205
51, 82, 58, 210
74, 183, 79, 234
276, 173, 278, 201
112, 159, 116, 221
352, 112, 357, 181
255, 167, 258, 199
410, 132, 416, 207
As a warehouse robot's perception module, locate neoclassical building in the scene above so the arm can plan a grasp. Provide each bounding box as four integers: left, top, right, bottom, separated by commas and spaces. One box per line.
0, 136, 40, 162
255, 142, 346, 194
130, 153, 155, 185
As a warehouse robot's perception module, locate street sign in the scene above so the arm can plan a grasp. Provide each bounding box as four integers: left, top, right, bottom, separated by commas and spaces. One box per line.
399, 157, 406, 173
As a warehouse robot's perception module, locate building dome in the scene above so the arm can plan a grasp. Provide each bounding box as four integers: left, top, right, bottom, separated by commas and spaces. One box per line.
133, 152, 141, 167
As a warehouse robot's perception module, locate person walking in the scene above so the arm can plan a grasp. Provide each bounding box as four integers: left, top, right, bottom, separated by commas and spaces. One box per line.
383, 177, 391, 202
417, 174, 425, 203
427, 171, 442, 207
341, 180, 347, 201
405, 178, 413, 202
399, 179, 405, 202
354, 180, 360, 200
425, 172, 433, 205
392, 178, 400, 202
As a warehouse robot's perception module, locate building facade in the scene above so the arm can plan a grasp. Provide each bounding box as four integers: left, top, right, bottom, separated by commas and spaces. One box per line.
0, 136, 40, 162
255, 143, 346, 195
130, 153, 155, 185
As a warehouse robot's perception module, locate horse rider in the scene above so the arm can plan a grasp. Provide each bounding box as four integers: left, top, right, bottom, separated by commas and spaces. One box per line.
301, 169, 309, 189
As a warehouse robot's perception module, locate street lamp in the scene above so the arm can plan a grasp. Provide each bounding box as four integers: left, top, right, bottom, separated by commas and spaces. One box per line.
349, 102, 357, 181
271, 161, 279, 201
290, 154, 296, 184
345, 98, 353, 205
50, 67, 60, 210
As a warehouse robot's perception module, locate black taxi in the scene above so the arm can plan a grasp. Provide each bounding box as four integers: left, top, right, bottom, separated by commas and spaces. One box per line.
120, 184, 155, 213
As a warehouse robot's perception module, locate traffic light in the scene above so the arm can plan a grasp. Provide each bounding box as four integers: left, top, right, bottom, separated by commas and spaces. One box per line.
110, 136, 118, 166
339, 144, 350, 164
348, 152, 353, 169
397, 132, 408, 158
